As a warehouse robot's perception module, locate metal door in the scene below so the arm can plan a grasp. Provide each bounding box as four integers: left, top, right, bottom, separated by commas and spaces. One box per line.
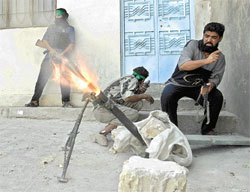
121, 0, 194, 83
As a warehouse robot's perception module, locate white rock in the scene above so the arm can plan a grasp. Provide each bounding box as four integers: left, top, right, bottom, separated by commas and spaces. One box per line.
111, 110, 193, 166
111, 126, 147, 156
118, 156, 188, 192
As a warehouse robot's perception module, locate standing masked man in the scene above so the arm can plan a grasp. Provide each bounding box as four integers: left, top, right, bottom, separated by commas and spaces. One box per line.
25, 8, 75, 107
161, 22, 225, 135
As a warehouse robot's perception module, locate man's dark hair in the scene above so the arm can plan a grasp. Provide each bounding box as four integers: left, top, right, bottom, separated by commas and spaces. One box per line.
133, 66, 149, 79
203, 22, 225, 37
56, 8, 69, 19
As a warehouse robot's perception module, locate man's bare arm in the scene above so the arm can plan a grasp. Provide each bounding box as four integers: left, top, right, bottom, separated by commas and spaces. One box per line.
124, 94, 154, 104
179, 50, 221, 71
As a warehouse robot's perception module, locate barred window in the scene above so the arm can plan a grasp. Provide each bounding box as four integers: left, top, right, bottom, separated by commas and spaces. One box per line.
0, 0, 56, 29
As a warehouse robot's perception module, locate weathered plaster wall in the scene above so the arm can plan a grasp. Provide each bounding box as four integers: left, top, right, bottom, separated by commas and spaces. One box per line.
194, 0, 211, 39
0, 0, 120, 106
58, 0, 121, 90
214, 0, 250, 136
0, 28, 46, 105
195, 0, 250, 136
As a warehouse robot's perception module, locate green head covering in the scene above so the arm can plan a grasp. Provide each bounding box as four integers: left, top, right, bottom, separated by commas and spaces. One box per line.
56, 9, 66, 16
133, 71, 146, 80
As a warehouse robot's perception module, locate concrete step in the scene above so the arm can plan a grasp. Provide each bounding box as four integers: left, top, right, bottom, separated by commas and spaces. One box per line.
138, 110, 238, 135
145, 83, 166, 98
186, 135, 250, 146
143, 83, 226, 111
141, 98, 226, 111
1, 106, 238, 135
0, 106, 96, 122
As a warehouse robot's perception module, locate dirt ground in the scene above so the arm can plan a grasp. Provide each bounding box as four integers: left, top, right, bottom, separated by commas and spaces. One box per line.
0, 117, 249, 192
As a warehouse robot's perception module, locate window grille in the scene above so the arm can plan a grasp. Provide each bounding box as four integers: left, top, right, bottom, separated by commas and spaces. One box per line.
0, 0, 56, 29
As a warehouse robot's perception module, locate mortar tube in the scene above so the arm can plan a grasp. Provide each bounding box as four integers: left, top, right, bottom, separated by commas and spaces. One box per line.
94, 91, 146, 146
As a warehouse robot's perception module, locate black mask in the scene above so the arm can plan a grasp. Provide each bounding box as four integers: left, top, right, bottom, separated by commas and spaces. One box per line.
55, 17, 69, 28
198, 39, 218, 53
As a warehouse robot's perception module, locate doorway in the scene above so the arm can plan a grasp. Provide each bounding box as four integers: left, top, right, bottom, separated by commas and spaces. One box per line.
121, 0, 194, 83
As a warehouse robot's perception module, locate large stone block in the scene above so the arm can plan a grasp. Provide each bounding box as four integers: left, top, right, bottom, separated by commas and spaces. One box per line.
118, 156, 188, 192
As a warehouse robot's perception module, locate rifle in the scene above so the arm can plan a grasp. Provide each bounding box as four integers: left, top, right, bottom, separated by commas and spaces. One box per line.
35, 39, 48, 49
58, 98, 90, 183
195, 83, 210, 124
35, 39, 52, 55
36, 39, 96, 91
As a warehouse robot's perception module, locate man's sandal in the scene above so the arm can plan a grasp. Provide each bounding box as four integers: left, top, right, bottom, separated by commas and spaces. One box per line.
99, 130, 108, 135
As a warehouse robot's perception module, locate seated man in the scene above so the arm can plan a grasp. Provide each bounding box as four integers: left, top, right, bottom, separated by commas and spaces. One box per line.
161, 22, 225, 135
93, 66, 154, 146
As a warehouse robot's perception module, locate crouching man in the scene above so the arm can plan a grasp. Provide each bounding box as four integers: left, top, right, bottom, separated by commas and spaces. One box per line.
161, 22, 225, 135
93, 66, 154, 146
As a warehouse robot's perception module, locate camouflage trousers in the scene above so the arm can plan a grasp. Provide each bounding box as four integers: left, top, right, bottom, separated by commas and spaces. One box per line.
93, 101, 143, 126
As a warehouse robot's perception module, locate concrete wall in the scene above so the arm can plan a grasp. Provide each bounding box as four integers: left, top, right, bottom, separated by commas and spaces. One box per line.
0, 0, 121, 107
58, 0, 121, 90
0, 28, 46, 105
195, 0, 250, 136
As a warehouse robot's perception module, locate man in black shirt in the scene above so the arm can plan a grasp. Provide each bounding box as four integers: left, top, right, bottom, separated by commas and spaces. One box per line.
25, 8, 75, 107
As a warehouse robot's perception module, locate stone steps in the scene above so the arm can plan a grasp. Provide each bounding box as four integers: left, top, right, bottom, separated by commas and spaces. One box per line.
140, 83, 235, 134
141, 97, 226, 111
1, 106, 248, 146
0, 106, 95, 121
138, 110, 238, 134
0, 105, 238, 135
186, 135, 250, 145
0, 83, 239, 136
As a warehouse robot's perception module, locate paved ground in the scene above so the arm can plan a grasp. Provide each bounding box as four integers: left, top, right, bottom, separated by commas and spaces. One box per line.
0, 117, 249, 192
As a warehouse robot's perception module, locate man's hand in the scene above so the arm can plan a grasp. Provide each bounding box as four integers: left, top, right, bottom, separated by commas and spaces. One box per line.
137, 80, 150, 94
36, 39, 58, 56
49, 49, 57, 56
55, 52, 64, 59
200, 82, 214, 96
139, 87, 147, 94
206, 50, 221, 64
144, 94, 154, 104
179, 49, 221, 71
35, 40, 47, 48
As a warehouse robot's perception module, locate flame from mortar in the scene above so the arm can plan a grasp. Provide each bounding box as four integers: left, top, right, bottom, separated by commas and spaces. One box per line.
52, 56, 100, 95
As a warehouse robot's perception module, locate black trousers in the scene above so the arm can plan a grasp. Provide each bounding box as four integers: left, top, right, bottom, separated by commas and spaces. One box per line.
160, 83, 223, 134
31, 57, 71, 103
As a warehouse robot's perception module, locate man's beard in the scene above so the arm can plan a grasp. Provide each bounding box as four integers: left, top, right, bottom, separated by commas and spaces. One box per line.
198, 40, 218, 53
